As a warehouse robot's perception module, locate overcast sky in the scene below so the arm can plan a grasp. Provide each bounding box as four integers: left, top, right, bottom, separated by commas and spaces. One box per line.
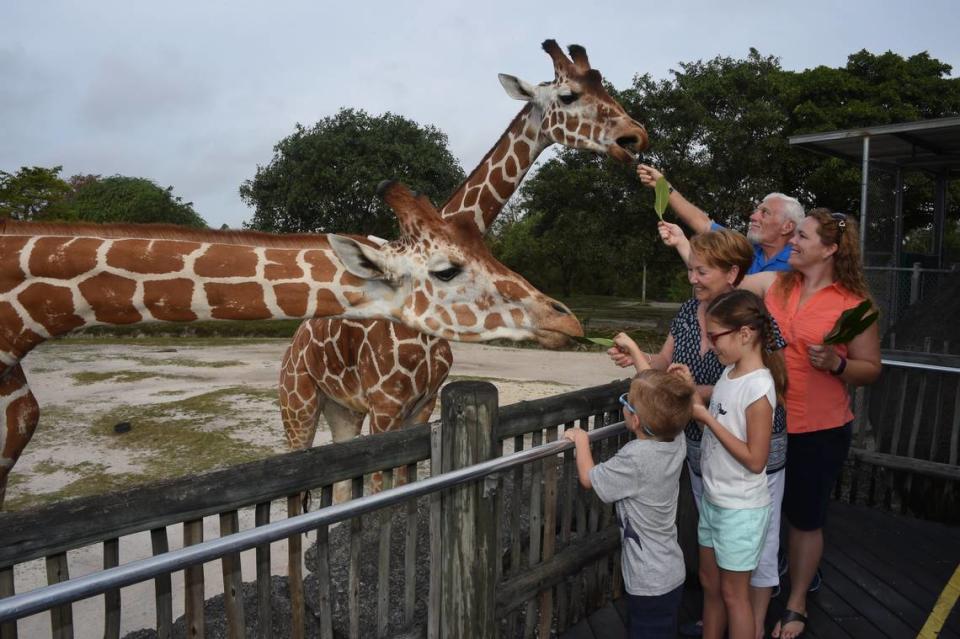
2, 1, 958, 229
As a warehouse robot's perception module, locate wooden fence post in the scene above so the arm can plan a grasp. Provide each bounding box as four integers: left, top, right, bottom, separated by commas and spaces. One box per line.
432, 381, 498, 639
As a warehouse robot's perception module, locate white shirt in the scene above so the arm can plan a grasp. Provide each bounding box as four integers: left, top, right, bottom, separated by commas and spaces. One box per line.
701, 365, 776, 509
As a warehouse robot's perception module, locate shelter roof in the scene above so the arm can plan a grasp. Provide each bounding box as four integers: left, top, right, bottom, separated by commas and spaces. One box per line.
788, 116, 960, 177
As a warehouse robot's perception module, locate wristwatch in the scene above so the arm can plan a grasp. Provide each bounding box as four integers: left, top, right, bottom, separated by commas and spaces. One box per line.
830, 356, 847, 376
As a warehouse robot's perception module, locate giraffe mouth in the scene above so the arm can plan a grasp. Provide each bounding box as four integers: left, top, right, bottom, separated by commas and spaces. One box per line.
534, 328, 582, 350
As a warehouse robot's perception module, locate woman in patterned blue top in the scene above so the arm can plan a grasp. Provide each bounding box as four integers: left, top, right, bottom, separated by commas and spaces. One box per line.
610, 229, 788, 638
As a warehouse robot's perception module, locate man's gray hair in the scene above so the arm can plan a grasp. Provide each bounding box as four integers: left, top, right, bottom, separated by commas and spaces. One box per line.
764, 193, 804, 227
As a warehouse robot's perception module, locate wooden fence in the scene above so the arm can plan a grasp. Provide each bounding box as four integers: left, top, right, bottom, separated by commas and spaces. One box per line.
0, 378, 633, 639
839, 349, 960, 520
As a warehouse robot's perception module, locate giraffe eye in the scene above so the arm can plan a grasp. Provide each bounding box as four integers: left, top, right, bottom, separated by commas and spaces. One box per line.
430, 266, 462, 282
559, 92, 580, 105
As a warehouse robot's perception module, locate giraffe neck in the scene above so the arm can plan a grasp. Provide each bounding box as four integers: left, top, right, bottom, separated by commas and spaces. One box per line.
0, 228, 396, 366
440, 104, 550, 232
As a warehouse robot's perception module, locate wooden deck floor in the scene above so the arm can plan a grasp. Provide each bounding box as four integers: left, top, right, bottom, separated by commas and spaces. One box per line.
559, 501, 960, 638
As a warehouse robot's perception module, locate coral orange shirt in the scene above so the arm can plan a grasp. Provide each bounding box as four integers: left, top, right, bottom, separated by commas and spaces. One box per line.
764, 276, 862, 434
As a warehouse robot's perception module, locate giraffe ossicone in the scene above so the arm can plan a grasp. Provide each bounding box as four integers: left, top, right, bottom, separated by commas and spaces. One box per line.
280, 39, 648, 499
0, 180, 581, 508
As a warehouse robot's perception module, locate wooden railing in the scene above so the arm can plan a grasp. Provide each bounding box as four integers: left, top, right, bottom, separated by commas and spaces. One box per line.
839, 349, 960, 519
0, 377, 632, 639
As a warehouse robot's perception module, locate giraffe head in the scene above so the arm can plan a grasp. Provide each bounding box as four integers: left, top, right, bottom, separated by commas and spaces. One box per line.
497, 39, 648, 164
329, 181, 582, 348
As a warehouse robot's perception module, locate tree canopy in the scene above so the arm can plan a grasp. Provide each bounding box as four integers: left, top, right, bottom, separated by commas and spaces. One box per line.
240, 108, 465, 237
0, 167, 206, 227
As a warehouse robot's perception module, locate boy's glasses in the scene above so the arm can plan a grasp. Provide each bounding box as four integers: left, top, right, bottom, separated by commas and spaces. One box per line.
618, 393, 657, 438
705, 328, 737, 346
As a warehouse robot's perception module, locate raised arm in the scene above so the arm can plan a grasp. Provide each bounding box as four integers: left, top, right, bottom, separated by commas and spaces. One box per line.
637, 164, 713, 235
739, 271, 778, 298
658, 221, 691, 266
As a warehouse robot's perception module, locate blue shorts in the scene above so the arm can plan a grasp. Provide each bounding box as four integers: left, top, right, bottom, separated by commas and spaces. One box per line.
698, 499, 772, 572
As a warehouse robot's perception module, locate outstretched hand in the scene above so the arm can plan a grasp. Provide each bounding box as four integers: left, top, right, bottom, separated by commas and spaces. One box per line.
658, 221, 686, 247
608, 332, 642, 369
636, 164, 664, 189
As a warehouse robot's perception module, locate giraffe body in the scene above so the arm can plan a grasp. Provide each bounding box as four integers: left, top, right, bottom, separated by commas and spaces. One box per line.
0, 181, 582, 508
279, 41, 648, 491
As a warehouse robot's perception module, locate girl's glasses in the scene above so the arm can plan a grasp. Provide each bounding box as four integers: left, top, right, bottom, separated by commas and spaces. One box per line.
705, 328, 737, 346
618, 393, 657, 438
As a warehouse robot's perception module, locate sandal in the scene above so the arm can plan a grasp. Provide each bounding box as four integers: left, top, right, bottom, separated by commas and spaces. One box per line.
773, 609, 807, 638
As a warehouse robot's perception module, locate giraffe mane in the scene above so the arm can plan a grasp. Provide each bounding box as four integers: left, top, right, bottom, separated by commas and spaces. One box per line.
0, 219, 380, 248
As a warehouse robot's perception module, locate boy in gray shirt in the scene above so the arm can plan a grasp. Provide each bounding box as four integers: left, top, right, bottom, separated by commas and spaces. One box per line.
564, 368, 694, 639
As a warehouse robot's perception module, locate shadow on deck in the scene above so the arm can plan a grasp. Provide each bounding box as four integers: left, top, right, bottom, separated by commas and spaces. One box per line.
560, 501, 960, 638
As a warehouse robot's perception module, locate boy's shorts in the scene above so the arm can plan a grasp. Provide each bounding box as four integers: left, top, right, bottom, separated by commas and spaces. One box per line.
698, 499, 772, 572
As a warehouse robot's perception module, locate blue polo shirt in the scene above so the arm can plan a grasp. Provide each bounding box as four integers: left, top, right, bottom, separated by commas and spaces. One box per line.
709, 222, 792, 274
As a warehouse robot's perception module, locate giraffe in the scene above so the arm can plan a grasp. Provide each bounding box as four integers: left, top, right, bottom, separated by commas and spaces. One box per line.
0, 181, 583, 508
278, 40, 648, 496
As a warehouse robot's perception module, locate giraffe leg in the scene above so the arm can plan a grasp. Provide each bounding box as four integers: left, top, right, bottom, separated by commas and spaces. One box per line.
279, 346, 325, 513
0, 364, 40, 510
322, 401, 365, 503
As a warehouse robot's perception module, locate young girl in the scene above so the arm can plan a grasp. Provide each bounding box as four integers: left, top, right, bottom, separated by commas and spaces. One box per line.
564, 364, 694, 639
680, 289, 787, 639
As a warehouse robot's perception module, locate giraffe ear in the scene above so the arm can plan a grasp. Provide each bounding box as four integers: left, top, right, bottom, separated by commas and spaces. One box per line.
499, 74, 536, 101
328, 234, 389, 281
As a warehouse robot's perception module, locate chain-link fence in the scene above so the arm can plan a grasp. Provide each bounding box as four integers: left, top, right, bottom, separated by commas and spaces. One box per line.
866, 265, 959, 345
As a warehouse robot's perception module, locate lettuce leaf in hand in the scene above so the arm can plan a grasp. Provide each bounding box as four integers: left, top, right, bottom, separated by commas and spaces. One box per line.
823, 300, 879, 345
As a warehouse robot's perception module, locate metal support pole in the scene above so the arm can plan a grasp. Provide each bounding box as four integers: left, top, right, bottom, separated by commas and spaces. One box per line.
859, 135, 871, 258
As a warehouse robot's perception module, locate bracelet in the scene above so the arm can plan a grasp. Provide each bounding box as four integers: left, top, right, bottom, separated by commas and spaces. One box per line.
830, 356, 847, 376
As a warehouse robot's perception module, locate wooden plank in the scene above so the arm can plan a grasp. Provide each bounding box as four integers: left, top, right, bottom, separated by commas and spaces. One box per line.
523, 429, 543, 639
428, 422, 442, 639
538, 426, 559, 638
45, 552, 72, 639
377, 469, 393, 639
402, 464, 418, 629
558, 617, 594, 639
505, 433, 524, 638
219, 510, 246, 639
254, 502, 272, 639
1, 565, 18, 639
315, 486, 334, 639
497, 380, 629, 440
556, 423, 575, 632
818, 559, 917, 637
847, 448, 960, 480
349, 477, 363, 639
437, 381, 498, 639
183, 519, 205, 639
287, 496, 304, 639
150, 527, 173, 639
103, 537, 120, 639
950, 378, 960, 466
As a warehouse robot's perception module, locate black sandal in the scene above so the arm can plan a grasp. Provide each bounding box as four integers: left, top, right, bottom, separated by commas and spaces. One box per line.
775, 609, 808, 638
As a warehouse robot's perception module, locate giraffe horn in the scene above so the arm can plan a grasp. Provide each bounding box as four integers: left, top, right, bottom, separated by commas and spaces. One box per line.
541, 39, 573, 77
378, 180, 436, 236
567, 44, 591, 73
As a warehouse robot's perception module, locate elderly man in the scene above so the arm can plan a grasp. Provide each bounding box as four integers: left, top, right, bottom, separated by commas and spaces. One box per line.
637, 164, 803, 274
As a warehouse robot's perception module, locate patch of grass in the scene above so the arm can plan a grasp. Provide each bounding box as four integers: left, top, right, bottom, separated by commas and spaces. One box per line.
126, 357, 246, 369
4, 465, 157, 510
71, 371, 204, 385
86, 387, 279, 484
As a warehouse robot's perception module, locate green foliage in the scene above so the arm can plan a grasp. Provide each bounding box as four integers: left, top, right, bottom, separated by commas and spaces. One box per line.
63, 176, 206, 227
0, 166, 72, 220
0, 167, 206, 227
824, 300, 879, 345
240, 108, 465, 237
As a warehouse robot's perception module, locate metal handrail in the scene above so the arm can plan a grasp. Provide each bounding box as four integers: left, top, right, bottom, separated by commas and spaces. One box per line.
881, 358, 960, 374
0, 421, 626, 622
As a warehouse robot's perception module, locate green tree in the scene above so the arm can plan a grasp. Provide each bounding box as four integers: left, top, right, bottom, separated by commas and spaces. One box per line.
240, 108, 465, 237
63, 176, 206, 227
0, 166, 72, 220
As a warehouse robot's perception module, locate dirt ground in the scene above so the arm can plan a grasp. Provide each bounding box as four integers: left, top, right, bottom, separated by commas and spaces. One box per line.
7, 338, 627, 638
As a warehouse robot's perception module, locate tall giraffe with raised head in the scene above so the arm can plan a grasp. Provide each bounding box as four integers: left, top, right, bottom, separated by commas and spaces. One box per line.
0, 181, 582, 508
279, 40, 648, 480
